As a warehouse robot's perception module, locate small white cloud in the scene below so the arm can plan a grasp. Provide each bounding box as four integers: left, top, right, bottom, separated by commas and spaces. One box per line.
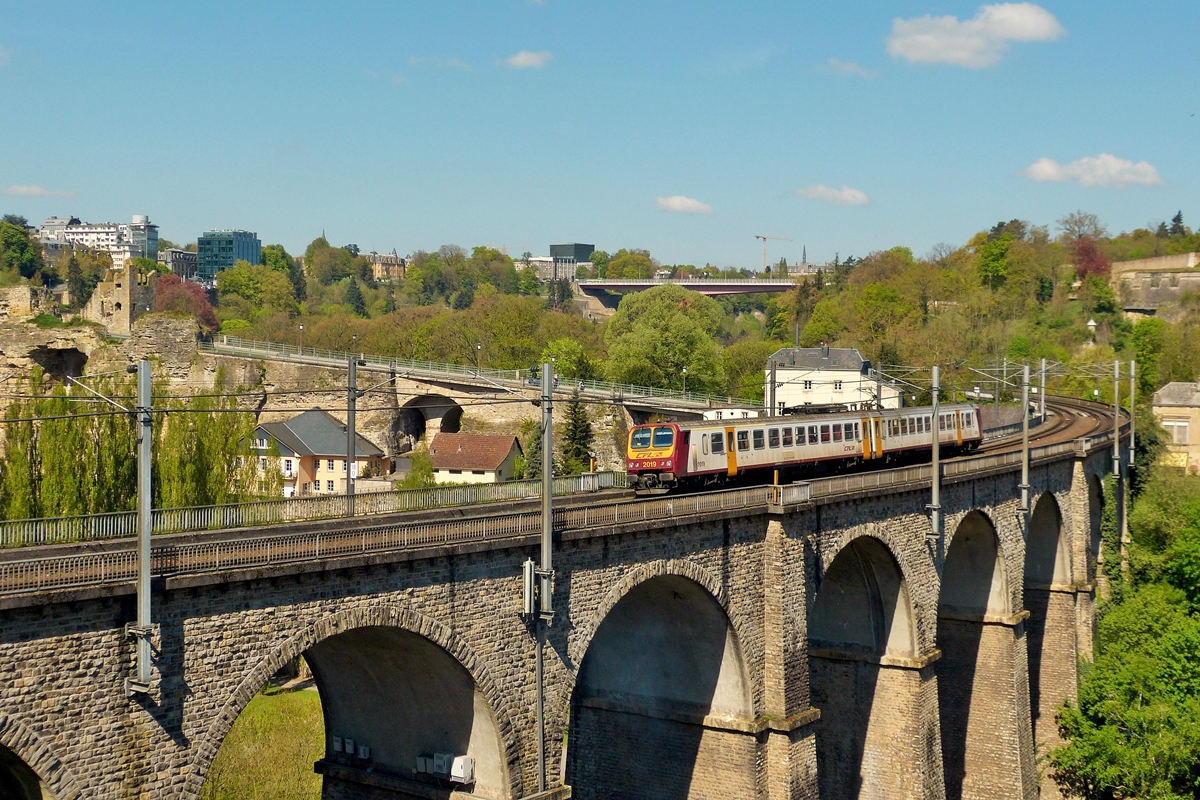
0, 46, 11, 66
887, 3, 1065, 68
794, 185, 869, 206
507, 50, 553, 69
0, 185, 75, 198
409, 56, 471, 71
826, 58, 877, 78
656, 195, 714, 215
1021, 153, 1163, 188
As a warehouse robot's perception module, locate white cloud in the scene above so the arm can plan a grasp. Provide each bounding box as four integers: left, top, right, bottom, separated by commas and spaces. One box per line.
0, 185, 74, 198
826, 58, 876, 78
794, 185, 869, 206
507, 50, 552, 69
655, 195, 714, 215
1021, 153, 1163, 188
887, 3, 1065, 68
409, 56, 471, 71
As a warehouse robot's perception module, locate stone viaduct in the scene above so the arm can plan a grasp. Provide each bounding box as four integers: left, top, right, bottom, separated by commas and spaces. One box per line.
0, 436, 1113, 799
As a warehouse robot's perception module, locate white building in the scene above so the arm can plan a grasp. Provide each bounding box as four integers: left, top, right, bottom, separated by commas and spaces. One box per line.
46, 215, 159, 268
765, 346, 902, 412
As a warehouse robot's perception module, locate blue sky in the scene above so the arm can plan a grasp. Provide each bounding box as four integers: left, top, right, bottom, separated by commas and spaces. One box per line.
1, 1, 1197, 267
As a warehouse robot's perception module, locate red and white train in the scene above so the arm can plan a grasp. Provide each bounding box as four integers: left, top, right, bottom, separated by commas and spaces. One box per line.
625, 404, 984, 492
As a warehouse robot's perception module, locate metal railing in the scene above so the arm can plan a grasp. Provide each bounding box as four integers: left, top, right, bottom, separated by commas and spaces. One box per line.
0, 420, 1126, 597
203, 335, 742, 408
0, 472, 625, 549
578, 278, 796, 286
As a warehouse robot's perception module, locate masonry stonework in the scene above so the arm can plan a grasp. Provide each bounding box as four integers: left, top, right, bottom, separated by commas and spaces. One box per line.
0, 448, 1113, 799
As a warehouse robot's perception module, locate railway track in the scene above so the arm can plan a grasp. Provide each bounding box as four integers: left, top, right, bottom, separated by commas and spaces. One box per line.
0, 397, 1127, 600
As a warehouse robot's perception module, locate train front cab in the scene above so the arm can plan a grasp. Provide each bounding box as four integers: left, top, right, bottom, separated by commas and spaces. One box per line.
626, 423, 683, 490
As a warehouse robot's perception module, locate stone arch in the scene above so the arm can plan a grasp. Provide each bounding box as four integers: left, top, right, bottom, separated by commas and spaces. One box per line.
566, 560, 757, 800
396, 394, 463, 446
183, 604, 523, 800
0, 711, 81, 800
1024, 492, 1076, 765
937, 510, 1031, 799
809, 534, 930, 799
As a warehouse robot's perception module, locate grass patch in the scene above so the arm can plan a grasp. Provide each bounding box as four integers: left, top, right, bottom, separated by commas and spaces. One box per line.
31, 313, 66, 328
200, 685, 324, 800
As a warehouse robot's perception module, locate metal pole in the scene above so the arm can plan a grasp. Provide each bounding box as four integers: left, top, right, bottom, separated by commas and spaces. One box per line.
768, 363, 777, 417
536, 361, 554, 793
995, 358, 1000, 411
876, 368, 883, 410
1020, 365, 1030, 514
347, 353, 357, 516
929, 365, 941, 537
1114, 360, 1127, 574
133, 359, 153, 693
1129, 360, 1136, 467
1039, 358, 1047, 420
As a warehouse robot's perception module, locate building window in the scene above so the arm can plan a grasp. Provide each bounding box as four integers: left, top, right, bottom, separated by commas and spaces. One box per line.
834, 380, 843, 391
803, 380, 813, 391
341, 460, 347, 472
284, 459, 293, 473
327, 459, 334, 471
450, 469, 462, 474
259, 457, 268, 470
327, 480, 334, 492
303, 483, 310, 493
1164, 420, 1190, 444
472, 470, 485, 475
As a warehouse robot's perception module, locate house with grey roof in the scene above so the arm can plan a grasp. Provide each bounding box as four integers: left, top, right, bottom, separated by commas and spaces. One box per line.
1152, 380, 1200, 473
765, 346, 902, 412
254, 408, 388, 497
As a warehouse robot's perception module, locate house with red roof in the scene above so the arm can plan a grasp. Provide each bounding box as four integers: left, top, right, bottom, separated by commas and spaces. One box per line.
428, 433, 523, 484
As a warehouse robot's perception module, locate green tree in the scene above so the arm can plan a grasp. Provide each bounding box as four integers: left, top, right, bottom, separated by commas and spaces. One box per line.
345, 278, 367, 316
540, 337, 595, 379
977, 234, 1011, 289
398, 447, 436, 489
66, 254, 86, 310
524, 420, 544, 480
560, 395, 594, 475
605, 285, 725, 392
0, 220, 42, 280
799, 298, 846, 346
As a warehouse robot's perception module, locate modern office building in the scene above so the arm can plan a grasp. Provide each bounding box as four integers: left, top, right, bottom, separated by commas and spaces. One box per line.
126, 215, 159, 262
197, 230, 261, 280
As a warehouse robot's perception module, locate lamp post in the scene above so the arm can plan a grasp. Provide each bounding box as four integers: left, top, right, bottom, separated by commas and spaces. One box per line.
298, 323, 304, 354
682, 366, 688, 395
476, 342, 482, 375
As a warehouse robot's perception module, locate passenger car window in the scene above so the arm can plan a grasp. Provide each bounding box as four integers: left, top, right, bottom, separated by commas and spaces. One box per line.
753, 430, 765, 449
782, 427, 793, 447
832, 425, 842, 442
768, 428, 780, 448
808, 425, 818, 444
820, 424, 830, 443
737, 430, 749, 451
711, 432, 725, 454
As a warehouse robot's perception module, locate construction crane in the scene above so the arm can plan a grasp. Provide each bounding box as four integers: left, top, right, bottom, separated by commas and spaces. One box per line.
486, 244, 522, 256
754, 235, 794, 272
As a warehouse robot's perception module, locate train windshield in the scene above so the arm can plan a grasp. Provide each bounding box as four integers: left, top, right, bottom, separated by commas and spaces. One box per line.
631, 428, 652, 449
652, 426, 675, 448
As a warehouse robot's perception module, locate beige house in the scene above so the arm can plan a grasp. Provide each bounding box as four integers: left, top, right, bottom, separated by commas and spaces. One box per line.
1152, 381, 1200, 473
429, 433, 522, 484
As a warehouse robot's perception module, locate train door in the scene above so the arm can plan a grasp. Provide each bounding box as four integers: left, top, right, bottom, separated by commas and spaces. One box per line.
954, 410, 963, 447
861, 417, 873, 459
873, 418, 883, 458
725, 427, 737, 477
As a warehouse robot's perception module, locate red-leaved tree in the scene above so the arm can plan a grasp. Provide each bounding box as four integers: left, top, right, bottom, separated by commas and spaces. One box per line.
155, 275, 219, 332
1071, 237, 1111, 279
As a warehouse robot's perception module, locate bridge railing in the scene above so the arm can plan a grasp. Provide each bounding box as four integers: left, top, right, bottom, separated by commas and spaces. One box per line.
578, 278, 796, 286
0, 472, 626, 549
0, 424, 1125, 596
203, 335, 741, 407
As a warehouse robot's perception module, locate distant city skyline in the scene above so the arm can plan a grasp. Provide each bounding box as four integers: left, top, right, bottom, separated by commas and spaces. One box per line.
1, 1, 1196, 267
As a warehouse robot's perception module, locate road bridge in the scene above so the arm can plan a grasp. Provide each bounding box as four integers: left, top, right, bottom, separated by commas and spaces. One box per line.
577, 277, 797, 296
0, 400, 1125, 799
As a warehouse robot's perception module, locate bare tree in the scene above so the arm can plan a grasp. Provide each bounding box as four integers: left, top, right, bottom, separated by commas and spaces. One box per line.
1056, 210, 1108, 241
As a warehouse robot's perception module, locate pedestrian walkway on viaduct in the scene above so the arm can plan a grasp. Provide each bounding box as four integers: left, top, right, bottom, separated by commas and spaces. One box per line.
0, 431, 1116, 799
